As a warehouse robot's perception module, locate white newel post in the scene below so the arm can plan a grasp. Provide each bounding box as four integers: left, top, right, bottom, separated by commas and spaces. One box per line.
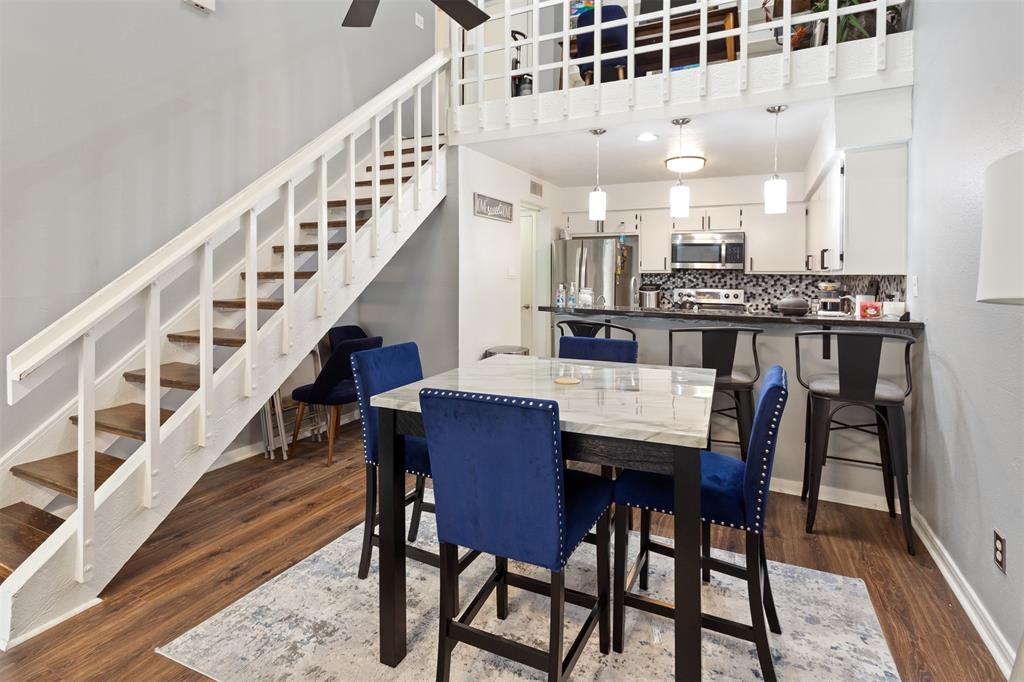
143, 282, 161, 508
75, 331, 95, 584
243, 208, 258, 396
198, 241, 213, 446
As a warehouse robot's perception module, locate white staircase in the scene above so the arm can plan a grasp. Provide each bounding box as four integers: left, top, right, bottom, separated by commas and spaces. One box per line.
0, 52, 451, 649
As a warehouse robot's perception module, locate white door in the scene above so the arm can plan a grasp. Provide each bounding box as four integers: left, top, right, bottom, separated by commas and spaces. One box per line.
520, 211, 535, 350
743, 203, 808, 273
638, 209, 673, 273
806, 159, 844, 272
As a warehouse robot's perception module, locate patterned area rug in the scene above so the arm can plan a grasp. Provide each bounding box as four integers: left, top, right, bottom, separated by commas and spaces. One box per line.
158, 494, 899, 681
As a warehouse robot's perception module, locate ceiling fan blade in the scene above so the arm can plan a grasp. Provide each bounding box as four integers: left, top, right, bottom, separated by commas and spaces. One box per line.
430, 0, 490, 31
342, 0, 381, 27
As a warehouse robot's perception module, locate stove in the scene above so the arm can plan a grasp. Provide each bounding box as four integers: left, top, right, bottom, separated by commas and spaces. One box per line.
669, 287, 747, 312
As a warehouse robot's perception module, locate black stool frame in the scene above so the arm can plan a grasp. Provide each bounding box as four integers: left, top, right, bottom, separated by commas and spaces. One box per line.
668, 326, 762, 460
436, 508, 611, 682
556, 319, 637, 340
795, 330, 916, 553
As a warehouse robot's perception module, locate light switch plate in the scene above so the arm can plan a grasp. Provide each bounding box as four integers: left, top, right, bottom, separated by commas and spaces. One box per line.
185, 0, 215, 13
911, 275, 919, 297
415, 13, 425, 29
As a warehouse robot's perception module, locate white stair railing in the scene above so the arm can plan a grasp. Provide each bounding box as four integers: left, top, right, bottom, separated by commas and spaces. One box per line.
4, 51, 451, 596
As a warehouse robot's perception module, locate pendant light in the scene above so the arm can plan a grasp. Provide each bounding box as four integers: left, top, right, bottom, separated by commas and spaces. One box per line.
588, 129, 607, 222
764, 105, 788, 214
668, 118, 692, 218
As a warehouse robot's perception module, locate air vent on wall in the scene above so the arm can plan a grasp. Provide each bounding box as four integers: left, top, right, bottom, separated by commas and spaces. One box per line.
530, 180, 544, 198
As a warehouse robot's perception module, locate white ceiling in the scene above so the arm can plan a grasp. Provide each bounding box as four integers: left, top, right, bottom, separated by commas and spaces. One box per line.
466, 99, 831, 187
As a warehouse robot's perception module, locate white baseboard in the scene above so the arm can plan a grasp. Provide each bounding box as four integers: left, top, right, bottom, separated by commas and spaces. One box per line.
770, 476, 897, 513
0, 597, 101, 651
912, 506, 1015, 679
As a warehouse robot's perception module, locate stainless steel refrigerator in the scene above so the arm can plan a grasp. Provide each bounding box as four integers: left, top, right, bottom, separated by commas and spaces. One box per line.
552, 235, 639, 307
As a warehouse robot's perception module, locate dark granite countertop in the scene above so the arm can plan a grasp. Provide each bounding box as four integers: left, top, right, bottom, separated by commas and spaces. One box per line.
538, 305, 925, 331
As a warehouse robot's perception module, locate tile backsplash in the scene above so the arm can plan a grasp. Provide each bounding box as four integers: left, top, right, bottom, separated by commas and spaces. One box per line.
641, 272, 907, 312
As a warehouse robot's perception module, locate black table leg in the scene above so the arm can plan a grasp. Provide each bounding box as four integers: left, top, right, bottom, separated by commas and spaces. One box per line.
378, 407, 407, 666
673, 445, 701, 681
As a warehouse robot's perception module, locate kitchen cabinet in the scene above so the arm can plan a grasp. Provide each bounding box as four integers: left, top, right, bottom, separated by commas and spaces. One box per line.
742, 203, 808, 273
671, 206, 744, 232
638, 209, 672, 273
806, 158, 844, 272
843, 144, 908, 275
565, 210, 638, 236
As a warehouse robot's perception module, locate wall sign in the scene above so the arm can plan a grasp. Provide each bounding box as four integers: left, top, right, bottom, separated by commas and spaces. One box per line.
473, 193, 513, 222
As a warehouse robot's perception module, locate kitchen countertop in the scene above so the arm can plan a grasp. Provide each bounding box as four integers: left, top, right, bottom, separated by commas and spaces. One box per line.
538, 305, 925, 331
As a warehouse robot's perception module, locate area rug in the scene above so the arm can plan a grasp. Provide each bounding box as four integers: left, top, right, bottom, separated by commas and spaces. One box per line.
158, 493, 899, 681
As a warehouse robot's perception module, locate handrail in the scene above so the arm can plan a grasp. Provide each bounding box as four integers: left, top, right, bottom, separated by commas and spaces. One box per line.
6, 50, 450, 398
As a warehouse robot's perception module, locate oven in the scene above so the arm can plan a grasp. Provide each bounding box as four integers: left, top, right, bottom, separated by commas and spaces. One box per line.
670, 231, 745, 271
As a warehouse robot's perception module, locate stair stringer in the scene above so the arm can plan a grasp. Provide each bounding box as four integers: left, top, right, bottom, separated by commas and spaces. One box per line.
0, 154, 447, 650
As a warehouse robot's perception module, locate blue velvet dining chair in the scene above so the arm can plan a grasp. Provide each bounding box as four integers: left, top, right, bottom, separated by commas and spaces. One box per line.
420, 389, 614, 682
611, 365, 789, 682
328, 324, 368, 352
291, 334, 382, 465
576, 5, 629, 85
558, 336, 639, 364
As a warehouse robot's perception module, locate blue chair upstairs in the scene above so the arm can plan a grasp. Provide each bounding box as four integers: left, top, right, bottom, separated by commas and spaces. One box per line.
420, 389, 614, 681
612, 365, 789, 682
576, 5, 629, 85
558, 336, 638, 364
291, 334, 382, 465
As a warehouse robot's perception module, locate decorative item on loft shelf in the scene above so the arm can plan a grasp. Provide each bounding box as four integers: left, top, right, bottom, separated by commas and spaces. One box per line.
473, 193, 513, 222
764, 105, 788, 215
589, 128, 607, 222
666, 118, 700, 218
976, 150, 1023, 305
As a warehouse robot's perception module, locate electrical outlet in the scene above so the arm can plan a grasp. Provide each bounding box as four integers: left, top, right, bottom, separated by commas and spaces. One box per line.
415, 12, 425, 29
994, 531, 1006, 573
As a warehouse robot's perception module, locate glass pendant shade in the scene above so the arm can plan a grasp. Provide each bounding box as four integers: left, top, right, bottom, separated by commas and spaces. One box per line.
764, 176, 787, 215
589, 188, 607, 221
670, 182, 690, 218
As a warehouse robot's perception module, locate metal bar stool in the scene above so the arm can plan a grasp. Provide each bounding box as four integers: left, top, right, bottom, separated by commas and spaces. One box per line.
794, 330, 916, 554
556, 319, 636, 340
668, 326, 763, 461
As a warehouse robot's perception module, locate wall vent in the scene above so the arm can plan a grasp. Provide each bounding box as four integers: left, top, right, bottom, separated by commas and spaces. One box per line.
529, 180, 544, 198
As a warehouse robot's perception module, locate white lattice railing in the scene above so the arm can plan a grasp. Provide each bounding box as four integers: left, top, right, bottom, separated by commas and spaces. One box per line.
4, 51, 450, 590
448, 0, 911, 138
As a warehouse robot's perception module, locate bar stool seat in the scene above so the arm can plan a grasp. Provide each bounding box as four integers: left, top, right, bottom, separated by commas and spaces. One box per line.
716, 369, 755, 388
807, 374, 906, 404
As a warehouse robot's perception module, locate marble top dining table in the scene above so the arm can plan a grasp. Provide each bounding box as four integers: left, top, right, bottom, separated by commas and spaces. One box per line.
370, 354, 718, 681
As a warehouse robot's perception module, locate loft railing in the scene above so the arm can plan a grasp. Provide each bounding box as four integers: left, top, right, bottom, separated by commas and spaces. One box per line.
448, 0, 910, 133
5, 51, 450, 585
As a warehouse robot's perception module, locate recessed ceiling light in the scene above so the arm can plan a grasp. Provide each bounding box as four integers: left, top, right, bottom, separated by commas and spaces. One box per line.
636, 132, 658, 142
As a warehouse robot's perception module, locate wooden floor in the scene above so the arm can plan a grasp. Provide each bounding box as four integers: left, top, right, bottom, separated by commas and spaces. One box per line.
0, 423, 1003, 681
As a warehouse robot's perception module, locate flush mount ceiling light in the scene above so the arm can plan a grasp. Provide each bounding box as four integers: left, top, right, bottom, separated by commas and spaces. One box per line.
588, 129, 607, 222
636, 132, 658, 142
667, 119, 692, 218
764, 104, 788, 215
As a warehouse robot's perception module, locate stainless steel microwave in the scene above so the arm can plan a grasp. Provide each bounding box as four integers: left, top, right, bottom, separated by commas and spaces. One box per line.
670, 231, 745, 270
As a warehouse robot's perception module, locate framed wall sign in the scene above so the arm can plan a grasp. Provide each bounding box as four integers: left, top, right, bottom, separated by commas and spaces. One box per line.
473, 193, 513, 222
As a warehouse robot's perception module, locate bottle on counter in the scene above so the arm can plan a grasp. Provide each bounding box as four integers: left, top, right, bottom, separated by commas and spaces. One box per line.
567, 282, 576, 308
555, 283, 566, 308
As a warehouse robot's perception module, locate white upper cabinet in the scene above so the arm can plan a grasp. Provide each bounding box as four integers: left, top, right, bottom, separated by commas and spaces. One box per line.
742, 203, 808, 273
672, 211, 705, 232
565, 210, 638, 236
843, 145, 908, 275
672, 206, 744, 232
638, 209, 673, 273
806, 159, 844, 273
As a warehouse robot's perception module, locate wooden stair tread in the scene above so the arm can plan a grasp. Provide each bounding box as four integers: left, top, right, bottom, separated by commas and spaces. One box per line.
272, 243, 343, 254
384, 143, 444, 157
369, 160, 428, 172
70, 403, 172, 440
168, 328, 246, 347
123, 362, 200, 391
300, 218, 368, 230
11, 452, 125, 498
0, 503, 63, 580
327, 196, 390, 209
240, 270, 316, 280
213, 298, 283, 310
354, 176, 411, 187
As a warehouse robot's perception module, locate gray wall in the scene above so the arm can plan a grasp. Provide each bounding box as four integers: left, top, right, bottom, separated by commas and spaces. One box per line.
907, 0, 1024, 667
356, 149, 460, 377
0, 0, 435, 453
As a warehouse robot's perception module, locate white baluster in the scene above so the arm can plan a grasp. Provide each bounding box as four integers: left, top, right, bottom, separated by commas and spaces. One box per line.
594, 0, 602, 112
371, 115, 381, 257
562, 0, 570, 117
662, 1, 671, 101
627, 0, 636, 107
75, 331, 95, 584
739, 0, 750, 91
346, 134, 356, 284
414, 85, 423, 211
243, 208, 258, 396
827, 0, 838, 78
282, 180, 294, 353
393, 99, 403, 232
782, 0, 792, 85
317, 155, 328, 314
875, 0, 887, 70
449, 14, 461, 125
504, 0, 512, 124
699, 0, 708, 97
476, 0, 485, 129
198, 241, 213, 446
143, 282, 160, 509
432, 71, 441, 191
532, 0, 540, 120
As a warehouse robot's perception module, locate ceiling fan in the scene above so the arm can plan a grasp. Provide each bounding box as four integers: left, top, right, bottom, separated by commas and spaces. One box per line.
343, 0, 490, 31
